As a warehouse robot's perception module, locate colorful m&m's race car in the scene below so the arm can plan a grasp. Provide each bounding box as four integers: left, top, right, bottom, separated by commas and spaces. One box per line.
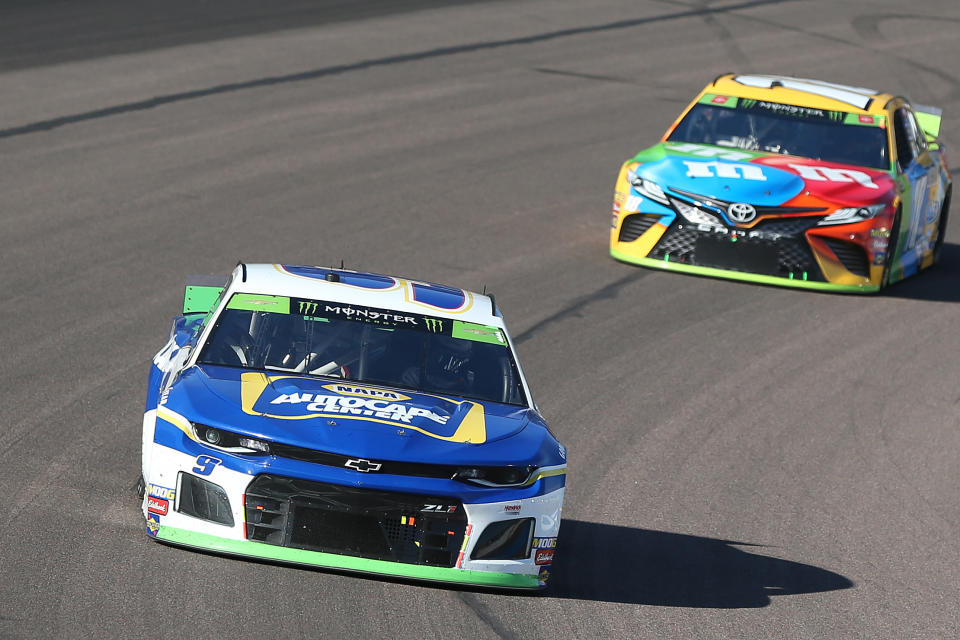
610, 74, 952, 292
140, 264, 565, 589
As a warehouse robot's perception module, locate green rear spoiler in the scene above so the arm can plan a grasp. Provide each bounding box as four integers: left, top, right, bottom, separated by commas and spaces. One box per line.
183, 274, 228, 314
913, 104, 943, 141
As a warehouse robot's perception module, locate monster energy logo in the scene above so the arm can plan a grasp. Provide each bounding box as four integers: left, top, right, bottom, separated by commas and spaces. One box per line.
827, 110, 844, 121
740, 98, 757, 109
298, 300, 319, 314
425, 318, 444, 333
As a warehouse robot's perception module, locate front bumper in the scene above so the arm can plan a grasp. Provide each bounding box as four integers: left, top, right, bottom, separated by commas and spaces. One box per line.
611, 249, 879, 293
610, 211, 883, 293
142, 423, 563, 590
155, 527, 543, 589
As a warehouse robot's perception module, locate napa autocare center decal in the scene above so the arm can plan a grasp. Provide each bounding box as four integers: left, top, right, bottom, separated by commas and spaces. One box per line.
240, 375, 488, 444
225, 293, 508, 442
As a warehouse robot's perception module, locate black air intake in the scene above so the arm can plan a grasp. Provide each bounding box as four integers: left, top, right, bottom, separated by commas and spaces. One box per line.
823, 238, 870, 277
618, 214, 660, 242
177, 473, 234, 526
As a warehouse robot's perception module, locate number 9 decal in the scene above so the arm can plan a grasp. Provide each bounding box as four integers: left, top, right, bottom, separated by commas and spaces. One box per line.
193, 455, 221, 476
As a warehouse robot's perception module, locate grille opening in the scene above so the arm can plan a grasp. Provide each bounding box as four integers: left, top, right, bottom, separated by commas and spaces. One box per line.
648, 218, 824, 281
823, 238, 870, 277
290, 508, 391, 557
244, 475, 466, 567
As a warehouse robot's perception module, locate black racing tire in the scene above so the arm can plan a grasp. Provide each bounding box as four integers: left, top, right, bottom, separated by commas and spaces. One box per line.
933, 186, 951, 266
881, 208, 902, 289
133, 473, 145, 499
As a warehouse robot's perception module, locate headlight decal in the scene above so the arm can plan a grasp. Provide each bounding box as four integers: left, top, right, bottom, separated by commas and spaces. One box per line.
818, 204, 886, 226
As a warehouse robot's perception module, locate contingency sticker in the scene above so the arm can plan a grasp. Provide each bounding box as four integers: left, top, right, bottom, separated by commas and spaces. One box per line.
226, 294, 291, 313
451, 321, 506, 345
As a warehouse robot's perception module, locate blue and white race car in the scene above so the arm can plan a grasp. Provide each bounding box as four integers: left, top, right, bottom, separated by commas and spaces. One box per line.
140, 264, 565, 589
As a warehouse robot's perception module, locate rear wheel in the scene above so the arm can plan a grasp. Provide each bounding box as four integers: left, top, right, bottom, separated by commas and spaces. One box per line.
933, 187, 951, 265
881, 208, 902, 288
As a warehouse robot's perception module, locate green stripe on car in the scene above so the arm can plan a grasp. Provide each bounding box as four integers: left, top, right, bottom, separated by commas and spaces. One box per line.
155, 527, 542, 589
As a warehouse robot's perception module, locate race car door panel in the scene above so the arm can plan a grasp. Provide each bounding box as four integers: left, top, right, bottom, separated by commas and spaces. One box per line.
893, 106, 938, 279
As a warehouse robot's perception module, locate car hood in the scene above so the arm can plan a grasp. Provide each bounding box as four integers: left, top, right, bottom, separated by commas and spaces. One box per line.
162, 365, 544, 464
630, 142, 895, 207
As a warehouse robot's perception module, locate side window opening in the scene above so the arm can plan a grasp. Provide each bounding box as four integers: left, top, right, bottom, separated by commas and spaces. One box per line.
892, 108, 915, 170
904, 108, 927, 155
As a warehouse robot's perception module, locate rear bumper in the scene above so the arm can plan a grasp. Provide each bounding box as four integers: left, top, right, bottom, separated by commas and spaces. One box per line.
611, 248, 879, 293
154, 526, 543, 589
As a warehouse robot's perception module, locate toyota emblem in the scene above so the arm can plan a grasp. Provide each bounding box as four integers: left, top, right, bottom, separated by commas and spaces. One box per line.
727, 202, 757, 223
345, 458, 382, 472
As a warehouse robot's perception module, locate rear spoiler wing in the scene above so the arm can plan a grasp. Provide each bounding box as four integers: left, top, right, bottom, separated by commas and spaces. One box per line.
183, 274, 228, 314
913, 104, 943, 140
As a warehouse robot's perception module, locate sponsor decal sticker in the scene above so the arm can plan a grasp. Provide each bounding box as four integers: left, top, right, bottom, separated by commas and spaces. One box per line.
872, 252, 886, 266
300, 301, 419, 327
504, 504, 522, 513
242, 373, 488, 444
683, 160, 766, 181
538, 567, 551, 583
227, 294, 290, 313
148, 484, 176, 501
788, 164, 878, 189
870, 228, 890, 238
270, 392, 452, 425
322, 384, 409, 402
535, 549, 555, 565
146, 513, 160, 537
859, 115, 874, 124
711, 95, 729, 104
532, 537, 558, 549
147, 496, 169, 516
452, 321, 506, 345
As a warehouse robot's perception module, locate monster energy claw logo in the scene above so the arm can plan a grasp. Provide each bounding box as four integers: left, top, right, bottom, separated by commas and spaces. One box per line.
425, 318, 444, 332
740, 98, 757, 109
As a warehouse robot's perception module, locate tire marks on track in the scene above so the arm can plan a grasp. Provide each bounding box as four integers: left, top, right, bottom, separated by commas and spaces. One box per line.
0, 0, 794, 140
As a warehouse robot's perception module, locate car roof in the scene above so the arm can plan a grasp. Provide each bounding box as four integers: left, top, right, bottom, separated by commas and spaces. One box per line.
708, 73, 898, 115
229, 263, 502, 325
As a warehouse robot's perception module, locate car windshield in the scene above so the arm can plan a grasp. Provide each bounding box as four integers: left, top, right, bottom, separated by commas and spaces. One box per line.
196, 295, 527, 406
668, 102, 889, 169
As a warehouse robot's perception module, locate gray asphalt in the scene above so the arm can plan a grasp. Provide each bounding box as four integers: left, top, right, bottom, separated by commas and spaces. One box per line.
1, 1, 958, 638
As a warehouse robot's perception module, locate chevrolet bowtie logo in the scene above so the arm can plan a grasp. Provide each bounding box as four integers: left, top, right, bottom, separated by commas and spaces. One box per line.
345, 458, 382, 472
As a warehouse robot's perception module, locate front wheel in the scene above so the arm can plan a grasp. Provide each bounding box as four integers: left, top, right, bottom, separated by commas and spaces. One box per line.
933, 187, 951, 266
881, 208, 902, 288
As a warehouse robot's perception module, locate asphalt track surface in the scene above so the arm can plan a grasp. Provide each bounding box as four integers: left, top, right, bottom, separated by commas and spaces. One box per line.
1, 1, 958, 638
